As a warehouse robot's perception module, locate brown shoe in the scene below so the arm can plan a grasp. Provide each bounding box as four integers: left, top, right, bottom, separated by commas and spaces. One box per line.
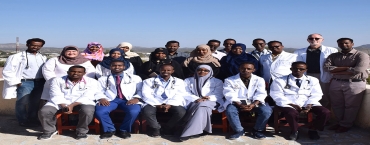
335, 126, 349, 133
328, 124, 340, 130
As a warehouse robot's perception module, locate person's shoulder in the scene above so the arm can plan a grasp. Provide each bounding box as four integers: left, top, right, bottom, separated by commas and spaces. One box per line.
173, 77, 184, 82
306, 75, 319, 83
294, 47, 307, 53
85, 77, 98, 83
211, 77, 223, 83
143, 77, 155, 83
130, 74, 142, 81
225, 74, 239, 81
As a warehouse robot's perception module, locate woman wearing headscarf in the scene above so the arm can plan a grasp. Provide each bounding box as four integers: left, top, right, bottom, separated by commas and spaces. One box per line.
41, 46, 96, 101
139, 48, 184, 80
95, 48, 134, 78
183, 45, 221, 78
81, 42, 105, 67
180, 65, 224, 141
117, 42, 143, 75
218, 43, 259, 80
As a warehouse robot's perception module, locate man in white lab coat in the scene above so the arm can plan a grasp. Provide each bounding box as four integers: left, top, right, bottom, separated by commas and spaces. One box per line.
224, 62, 272, 140
141, 64, 186, 137
94, 60, 143, 139
2, 38, 47, 127
270, 61, 330, 141
38, 65, 97, 140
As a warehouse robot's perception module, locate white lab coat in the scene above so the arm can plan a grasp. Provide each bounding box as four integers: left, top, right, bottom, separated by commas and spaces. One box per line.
2, 51, 47, 99
212, 51, 227, 60
45, 76, 98, 110
294, 45, 338, 83
270, 74, 323, 108
259, 51, 297, 83
141, 76, 186, 107
94, 72, 143, 105
184, 77, 225, 112
40, 57, 96, 100
223, 74, 267, 109
95, 63, 135, 79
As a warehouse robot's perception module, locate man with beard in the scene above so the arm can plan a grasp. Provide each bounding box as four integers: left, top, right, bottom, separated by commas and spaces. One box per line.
324, 38, 369, 133
294, 34, 337, 110
2, 38, 47, 127
165, 40, 189, 64
207, 39, 226, 60
249, 38, 271, 60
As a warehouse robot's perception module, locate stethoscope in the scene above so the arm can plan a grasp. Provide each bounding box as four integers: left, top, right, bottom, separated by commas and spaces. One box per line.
64, 77, 87, 90
24, 51, 46, 69
151, 78, 176, 89
284, 75, 310, 89
105, 73, 133, 90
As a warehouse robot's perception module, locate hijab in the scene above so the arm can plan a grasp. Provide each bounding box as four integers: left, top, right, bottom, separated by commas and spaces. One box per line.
81, 42, 105, 61
143, 48, 172, 74
183, 44, 221, 67
99, 48, 131, 69
58, 45, 89, 65
193, 65, 213, 97
117, 42, 140, 58
222, 43, 258, 76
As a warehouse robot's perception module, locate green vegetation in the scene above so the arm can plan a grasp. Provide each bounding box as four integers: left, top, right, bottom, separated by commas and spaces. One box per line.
0, 61, 5, 67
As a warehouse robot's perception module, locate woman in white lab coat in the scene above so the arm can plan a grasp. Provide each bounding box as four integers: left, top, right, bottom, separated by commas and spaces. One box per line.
40, 46, 95, 101
95, 48, 134, 78
180, 65, 224, 141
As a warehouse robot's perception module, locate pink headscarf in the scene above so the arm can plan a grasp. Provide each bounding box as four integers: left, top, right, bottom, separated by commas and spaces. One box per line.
81, 42, 104, 61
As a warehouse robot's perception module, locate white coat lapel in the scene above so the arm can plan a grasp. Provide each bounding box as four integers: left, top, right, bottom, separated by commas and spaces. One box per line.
247, 75, 258, 99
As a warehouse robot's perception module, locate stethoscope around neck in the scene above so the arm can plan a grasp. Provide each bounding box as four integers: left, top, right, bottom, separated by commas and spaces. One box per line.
24, 51, 45, 69
151, 77, 176, 89
284, 75, 310, 89
105, 73, 133, 90
64, 77, 87, 90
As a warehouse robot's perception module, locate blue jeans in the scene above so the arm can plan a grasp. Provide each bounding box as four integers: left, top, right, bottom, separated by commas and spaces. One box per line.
95, 98, 141, 132
226, 103, 272, 132
16, 79, 45, 123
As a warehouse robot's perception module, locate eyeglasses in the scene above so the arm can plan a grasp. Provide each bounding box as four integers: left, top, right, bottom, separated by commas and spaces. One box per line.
197, 69, 210, 72
308, 38, 321, 41
291, 68, 307, 71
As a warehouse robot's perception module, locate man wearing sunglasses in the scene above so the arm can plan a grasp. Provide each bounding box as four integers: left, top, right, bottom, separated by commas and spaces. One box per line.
294, 33, 337, 110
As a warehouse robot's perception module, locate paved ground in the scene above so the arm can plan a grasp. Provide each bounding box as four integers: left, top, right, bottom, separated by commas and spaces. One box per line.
0, 115, 369, 145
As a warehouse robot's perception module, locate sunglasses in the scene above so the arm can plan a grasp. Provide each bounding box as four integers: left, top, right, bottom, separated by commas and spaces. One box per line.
308, 38, 321, 41
197, 69, 210, 72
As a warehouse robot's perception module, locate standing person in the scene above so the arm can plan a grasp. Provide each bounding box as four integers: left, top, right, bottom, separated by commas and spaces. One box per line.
224, 62, 272, 140
183, 45, 221, 78
180, 65, 225, 141
219, 38, 236, 54
207, 39, 226, 60
95, 60, 143, 139
219, 43, 259, 80
117, 42, 143, 74
95, 48, 134, 78
249, 38, 271, 60
270, 61, 331, 140
324, 38, 369, 133
165, 40, 189, 64
2, 38, 47, 127
38, 66, 97, 140
294, 34, 338, 109
140, 48, 184, 80
81, 42, 105, 67
141, 64, 187, 137
41, 46, 96, 101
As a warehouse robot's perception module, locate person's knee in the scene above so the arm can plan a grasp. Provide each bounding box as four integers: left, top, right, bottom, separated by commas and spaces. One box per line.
175, 107, 186, 117
81, 106, 95, 115
226, 105, 237, 114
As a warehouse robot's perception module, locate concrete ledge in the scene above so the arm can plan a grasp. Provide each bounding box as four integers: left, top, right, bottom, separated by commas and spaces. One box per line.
355, 84, 370, 129
0, 80, 16, 115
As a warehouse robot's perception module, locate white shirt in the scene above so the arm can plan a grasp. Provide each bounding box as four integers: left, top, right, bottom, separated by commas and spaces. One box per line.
22, 52, 46, 79
294, 45, 338, 83
212, 50, 227, 60
45, 76, 98, 109
270, 74, 323, 108
259, 51, 297, 83
95, 63, 135, 79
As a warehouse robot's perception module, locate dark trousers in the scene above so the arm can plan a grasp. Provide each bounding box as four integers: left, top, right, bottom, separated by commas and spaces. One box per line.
142, 105, 186, 130
278, 106, 330, 132
38, 105, 95, 134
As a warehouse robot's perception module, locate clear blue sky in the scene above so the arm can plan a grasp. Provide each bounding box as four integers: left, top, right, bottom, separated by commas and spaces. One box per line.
1, 0, 369, 48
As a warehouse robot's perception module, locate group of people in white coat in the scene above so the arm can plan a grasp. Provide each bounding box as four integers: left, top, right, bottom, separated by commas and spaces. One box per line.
2, 34, 368, 142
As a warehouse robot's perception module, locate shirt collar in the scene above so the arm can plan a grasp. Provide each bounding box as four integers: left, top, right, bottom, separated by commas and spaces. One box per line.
307, 45, 322, 51
158, 75, 172, 83
340, 48, 356, 54
112, 73, 124, 78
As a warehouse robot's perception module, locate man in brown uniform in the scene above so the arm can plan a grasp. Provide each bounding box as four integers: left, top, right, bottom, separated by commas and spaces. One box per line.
324, 38, 369, 133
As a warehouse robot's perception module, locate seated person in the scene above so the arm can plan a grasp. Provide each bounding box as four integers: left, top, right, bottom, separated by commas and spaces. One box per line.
180, 65, 225, 141
270, 61, 331, 141
38, 65, 98, 140
141, 64, 186, 137
94, 60, 143, 139
224, 62, 272, 140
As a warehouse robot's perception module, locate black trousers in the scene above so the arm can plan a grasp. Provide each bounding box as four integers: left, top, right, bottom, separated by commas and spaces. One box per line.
142, 105, 186, 130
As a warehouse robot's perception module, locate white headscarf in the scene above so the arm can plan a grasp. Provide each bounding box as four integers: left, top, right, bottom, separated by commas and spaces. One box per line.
193, 65, 213, 97
117, 42, 140, 58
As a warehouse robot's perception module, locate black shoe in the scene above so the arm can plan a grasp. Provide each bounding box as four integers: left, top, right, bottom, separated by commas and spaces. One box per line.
37, 131, 58, 140
289, 131, 299, 141
149, 128, 161, 138
179, 135, 200, 142
75, 133, 88, 140
19, 122, 40, 127
161, 128, 173, 136
120, 130, 131, 139
251, 129, 266, 140
308, 130, 320, 140
99, 131, 115, 139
